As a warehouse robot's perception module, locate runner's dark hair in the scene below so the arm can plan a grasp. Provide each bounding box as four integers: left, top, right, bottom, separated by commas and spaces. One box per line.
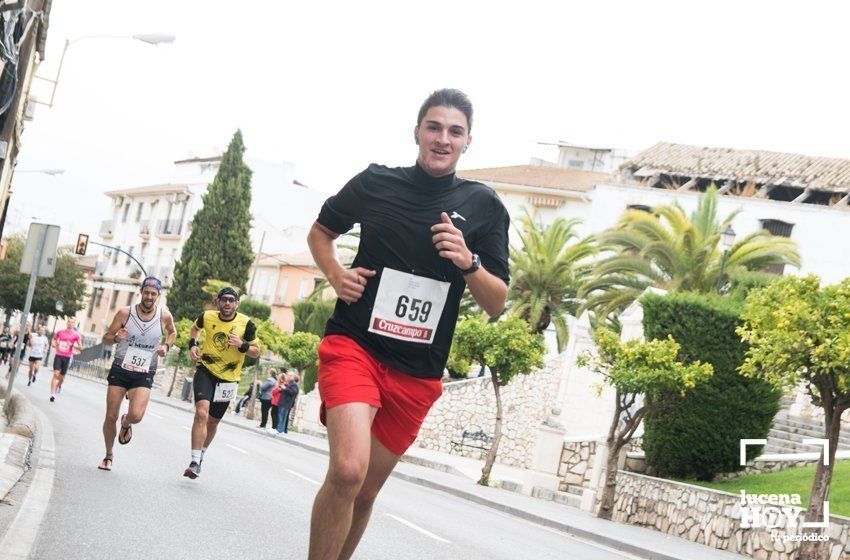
417, 88, 473, 132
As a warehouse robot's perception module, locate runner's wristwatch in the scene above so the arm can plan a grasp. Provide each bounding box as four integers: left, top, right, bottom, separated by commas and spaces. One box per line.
460, 253, 481, 275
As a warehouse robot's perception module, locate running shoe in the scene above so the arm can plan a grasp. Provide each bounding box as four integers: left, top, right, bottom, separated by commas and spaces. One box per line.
49, 395, 54, 402
183, 461, 200, 479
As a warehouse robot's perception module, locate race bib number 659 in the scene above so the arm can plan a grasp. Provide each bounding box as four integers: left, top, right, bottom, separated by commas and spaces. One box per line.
368, 268, 450, 345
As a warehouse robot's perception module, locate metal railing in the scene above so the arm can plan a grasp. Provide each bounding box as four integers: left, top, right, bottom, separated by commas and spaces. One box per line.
156, 219, 182, 236
138, 220, 151, 236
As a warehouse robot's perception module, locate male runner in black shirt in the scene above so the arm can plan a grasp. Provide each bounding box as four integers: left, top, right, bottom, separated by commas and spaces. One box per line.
307, 89, 510, 560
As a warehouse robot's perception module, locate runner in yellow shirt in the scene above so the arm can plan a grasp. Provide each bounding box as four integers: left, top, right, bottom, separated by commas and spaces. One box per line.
184, 286, 259, 479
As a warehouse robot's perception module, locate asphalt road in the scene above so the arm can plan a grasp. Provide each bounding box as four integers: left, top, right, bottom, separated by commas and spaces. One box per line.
1, 369, 640, 560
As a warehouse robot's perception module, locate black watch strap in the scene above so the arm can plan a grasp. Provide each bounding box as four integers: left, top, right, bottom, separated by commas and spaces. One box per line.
461, 253, 481, 275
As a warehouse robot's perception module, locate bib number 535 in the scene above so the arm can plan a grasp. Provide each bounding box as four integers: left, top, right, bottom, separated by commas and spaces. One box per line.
395, 296, 432, 323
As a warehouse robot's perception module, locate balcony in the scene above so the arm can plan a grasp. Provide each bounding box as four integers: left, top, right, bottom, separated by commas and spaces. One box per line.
100, 220, 115, 237
138, 220, 151, 238
156, 219, 183, 238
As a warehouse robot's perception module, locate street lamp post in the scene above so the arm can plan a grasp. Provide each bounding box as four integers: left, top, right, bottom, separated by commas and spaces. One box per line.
716, 225, 736, 294
33, 33, 175, 108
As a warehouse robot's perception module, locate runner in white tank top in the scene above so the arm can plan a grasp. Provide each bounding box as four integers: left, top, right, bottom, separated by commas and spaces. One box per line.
98, 277, 176, 471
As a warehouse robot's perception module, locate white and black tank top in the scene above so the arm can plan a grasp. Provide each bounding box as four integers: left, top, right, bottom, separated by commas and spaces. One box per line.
112, 305, 163, 375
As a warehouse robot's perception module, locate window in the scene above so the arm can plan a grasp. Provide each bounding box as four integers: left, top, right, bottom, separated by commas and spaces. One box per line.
126, 246, 135, 265
140, 242, 148, 256
95, 288, 103, 307
760, 219, 794, 238
122, 203, 131, 223
568, 160, 585, 170
299, 278, 310, 299
126, 292, 134, 306
760, 219, 794, 275
110, 291, 119, 309
112, 246, 120, 264
135, 202, 144, 222
278, 276, 289, 302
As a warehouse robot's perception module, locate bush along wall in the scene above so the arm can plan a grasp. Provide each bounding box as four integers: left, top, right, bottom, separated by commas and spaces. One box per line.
640, 292, 780, 481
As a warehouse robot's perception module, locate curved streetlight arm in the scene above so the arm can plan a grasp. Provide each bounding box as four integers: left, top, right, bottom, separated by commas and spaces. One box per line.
88, 240, 147, 277
32, 34, 175, 108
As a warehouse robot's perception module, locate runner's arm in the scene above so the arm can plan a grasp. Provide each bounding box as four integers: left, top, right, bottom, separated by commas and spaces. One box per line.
102, 308, 130, 345
162, 310, 177, 350
465, 270, 508, 318
308, 221, 375, 303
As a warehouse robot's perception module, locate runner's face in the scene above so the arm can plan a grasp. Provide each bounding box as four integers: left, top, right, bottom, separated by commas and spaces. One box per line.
415, 106, 471, 178
66, 319, 74, 330
37, 327, 43, 336
218, 296, 237, 317
140, 287, 159, 310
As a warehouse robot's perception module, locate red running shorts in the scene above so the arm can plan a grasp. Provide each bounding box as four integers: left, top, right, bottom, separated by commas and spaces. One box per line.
318, 334, 443, 456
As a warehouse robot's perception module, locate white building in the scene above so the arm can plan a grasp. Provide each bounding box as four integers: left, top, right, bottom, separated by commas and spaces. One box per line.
461, 141, 850, 284
76, 154, 328, 336
531, 141, 634, 173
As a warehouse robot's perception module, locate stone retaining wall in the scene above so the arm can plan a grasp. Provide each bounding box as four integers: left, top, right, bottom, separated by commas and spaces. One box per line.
559, 439, 598, 490
613, 471, 850, 559
414, 356, 562, 468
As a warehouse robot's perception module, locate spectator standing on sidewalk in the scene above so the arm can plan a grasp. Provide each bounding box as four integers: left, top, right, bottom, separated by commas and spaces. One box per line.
270, 371, 286, 432
277, 372, 300, 434
258, 368, 277, 431
0, 326, 13, 366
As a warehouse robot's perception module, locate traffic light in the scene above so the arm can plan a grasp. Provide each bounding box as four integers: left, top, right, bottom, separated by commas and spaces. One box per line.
75, 233, 89, 255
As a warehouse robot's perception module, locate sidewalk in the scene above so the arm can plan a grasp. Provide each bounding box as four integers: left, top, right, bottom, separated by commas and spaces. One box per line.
130, 383, 746, 559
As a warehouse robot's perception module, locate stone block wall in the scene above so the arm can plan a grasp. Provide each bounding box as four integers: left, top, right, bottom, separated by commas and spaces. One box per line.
613, 471, 850, 559
414, 356, 563, 468
558, 439, 598, 490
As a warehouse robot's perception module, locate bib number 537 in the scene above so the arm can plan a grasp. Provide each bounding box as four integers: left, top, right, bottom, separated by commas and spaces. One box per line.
395, 296, 432, 323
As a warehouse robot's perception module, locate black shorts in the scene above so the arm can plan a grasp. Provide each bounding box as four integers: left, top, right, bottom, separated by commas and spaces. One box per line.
193, 366, 235, 420
28, 356, 43, 363
53, 355, 72, 375
107, 364, 155, 391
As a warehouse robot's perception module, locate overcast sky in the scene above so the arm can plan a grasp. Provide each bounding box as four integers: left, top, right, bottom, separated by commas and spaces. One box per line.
8, 0, 850, 245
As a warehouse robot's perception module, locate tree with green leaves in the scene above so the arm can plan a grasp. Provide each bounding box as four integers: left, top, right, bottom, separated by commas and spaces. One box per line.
282, 331, 320, 392
167, 130, 254, 321
0, 236, 87, 320
508, 212, 596, 352
577, 328, 713, 519
452, 315, 545, 485
580, 186, 800, 323
166, 318, 195, 397
293, 299, 335, 338
238, 299, 271, 321
737, 275, 850, 558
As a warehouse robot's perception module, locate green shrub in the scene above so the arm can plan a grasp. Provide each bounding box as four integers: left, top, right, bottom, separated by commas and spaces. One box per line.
640, 292, 780, 481
238, 299, 271, 321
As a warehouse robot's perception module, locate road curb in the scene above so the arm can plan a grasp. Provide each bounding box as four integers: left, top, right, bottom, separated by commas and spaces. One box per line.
6, 393, 36, 439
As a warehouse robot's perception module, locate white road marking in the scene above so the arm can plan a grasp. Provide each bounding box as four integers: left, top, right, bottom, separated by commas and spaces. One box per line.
285, 468, 319, 485
225, 444, 248, 454
148, 412, 163, 419
384, 513, 451, 543
0, 408, 57, 559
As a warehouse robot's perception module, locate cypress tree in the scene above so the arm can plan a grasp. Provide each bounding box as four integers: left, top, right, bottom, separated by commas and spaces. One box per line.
167, 130, 254, 320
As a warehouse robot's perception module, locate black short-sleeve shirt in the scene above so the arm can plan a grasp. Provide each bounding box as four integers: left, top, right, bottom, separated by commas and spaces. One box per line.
317, 163, 510, 379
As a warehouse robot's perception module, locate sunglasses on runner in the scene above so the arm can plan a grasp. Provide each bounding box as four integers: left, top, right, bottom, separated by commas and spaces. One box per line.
219, 296, 237, 303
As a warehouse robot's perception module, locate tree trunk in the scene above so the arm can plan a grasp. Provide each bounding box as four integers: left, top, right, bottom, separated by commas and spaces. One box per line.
799, 403, 845, 560
166, 351, 183, 398
478, 369, 503, 486
246, 366, 259, 420
598, 437, 624, 520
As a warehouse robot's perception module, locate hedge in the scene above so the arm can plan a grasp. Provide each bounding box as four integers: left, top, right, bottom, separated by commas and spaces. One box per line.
640, 291, 780, 481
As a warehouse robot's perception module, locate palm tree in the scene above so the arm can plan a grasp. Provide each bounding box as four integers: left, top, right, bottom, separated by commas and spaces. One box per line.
580, 186, 801, 322
508, 212, 597, 352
